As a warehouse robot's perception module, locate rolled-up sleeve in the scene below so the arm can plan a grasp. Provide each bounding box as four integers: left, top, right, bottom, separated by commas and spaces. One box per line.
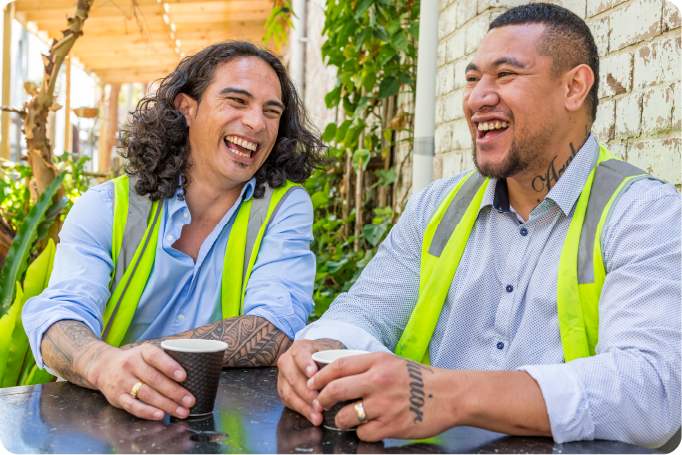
521, 181, 681, 448
295, 176, 463, 351
243, 188, 316, 340
22, 185, 115, 371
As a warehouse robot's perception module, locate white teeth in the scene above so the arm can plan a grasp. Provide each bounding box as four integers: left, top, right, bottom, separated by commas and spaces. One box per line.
225, 135, 257, 152
229, 146, 251, 158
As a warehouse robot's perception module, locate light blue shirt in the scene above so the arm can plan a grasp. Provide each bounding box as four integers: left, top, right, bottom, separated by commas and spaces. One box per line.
297, 135, 681, 448
24, 177, 315, 371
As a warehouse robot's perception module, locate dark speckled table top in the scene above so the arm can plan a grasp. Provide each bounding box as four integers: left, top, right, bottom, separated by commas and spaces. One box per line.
0, 367, 657, 454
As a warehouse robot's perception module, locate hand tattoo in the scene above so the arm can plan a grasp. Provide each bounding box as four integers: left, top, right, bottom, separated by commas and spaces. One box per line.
122, 315, 292, 368
315, 338, 347, 350
42, 320, 115, 389
405, 359, 433, 424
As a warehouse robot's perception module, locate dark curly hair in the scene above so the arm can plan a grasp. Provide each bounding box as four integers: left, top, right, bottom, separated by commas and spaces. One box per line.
118, 41, 327, 200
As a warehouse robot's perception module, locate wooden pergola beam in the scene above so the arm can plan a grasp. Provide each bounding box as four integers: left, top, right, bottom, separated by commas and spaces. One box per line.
13, 0, 274, 91
21, 0, 269, 18
96, 69, 170, 84
81, 55, 180, 70
15, 0, 244, 9
33, 19, 264, 36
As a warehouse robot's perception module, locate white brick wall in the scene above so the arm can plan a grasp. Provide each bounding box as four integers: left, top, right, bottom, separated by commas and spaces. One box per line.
435, 0, 682, 189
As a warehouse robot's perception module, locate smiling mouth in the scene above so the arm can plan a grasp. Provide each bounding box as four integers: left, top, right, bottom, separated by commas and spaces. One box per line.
475, 121, 510, 140
224, 135, 259, 159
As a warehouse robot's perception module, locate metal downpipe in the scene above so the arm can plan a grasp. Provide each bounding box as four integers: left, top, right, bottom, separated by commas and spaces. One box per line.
412, 0, 440, 194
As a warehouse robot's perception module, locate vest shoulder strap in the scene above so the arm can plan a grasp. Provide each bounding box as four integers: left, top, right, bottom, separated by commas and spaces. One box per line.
243, 183, 307, 279
109, 175, 153, 293
577, 157, 661, 284
428, 171, 487, 258
222, 180, 308, 318
102, 175, 162, 346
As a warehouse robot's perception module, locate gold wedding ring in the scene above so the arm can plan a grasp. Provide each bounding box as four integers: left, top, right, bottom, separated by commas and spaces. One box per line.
354, 401, 367, 423
130, 381, 145, 400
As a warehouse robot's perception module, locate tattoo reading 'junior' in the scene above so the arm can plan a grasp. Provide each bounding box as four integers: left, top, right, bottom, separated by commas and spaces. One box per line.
405, 359, 434, 424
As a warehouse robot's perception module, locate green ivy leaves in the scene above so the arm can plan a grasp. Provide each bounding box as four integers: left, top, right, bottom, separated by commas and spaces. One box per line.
378, 77, 400, 98
307, 0, 419, 322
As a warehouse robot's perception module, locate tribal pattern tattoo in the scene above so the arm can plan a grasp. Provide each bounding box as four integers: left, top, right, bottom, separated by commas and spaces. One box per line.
405, 359, 433, 424
42, 320, 116, 389
121, 315, 292, 368
315, 338, 346, 350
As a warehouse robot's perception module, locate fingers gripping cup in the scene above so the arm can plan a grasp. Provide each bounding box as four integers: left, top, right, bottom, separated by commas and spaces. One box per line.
161, 339, 228, 416
311, 350, 370, 431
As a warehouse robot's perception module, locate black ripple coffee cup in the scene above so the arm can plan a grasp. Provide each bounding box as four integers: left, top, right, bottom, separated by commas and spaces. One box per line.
311, 350, 370, 431
161, 339, 228, 417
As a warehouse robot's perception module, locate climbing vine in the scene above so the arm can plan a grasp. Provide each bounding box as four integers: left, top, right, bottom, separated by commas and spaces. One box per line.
306, 0, 420, 319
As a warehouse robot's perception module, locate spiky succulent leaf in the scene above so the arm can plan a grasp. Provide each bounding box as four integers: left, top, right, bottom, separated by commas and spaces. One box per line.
0, 172, 66, 316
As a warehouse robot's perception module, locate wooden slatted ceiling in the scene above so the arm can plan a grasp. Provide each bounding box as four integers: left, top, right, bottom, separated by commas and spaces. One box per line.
12, 0, 274, 84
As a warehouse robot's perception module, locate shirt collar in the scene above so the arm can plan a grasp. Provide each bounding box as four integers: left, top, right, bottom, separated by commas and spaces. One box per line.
480, 133, 599, 217
165, 176, 257, 217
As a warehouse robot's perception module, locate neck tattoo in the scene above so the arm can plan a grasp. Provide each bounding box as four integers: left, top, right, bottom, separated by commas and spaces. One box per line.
531, 129, 590, 202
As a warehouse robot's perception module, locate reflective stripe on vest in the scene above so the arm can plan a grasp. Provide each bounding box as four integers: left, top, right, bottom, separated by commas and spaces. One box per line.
395, 145, 660, 365
101, 175, 305, 347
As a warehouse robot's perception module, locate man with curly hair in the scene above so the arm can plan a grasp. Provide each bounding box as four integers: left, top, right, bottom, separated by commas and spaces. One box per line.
22, 41, 326, 421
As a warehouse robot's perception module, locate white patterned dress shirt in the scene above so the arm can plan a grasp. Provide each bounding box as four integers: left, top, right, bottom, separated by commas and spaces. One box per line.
297, 134, 681, 448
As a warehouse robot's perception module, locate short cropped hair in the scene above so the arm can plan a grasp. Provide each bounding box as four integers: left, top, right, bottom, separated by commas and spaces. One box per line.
489, 3, 599, 122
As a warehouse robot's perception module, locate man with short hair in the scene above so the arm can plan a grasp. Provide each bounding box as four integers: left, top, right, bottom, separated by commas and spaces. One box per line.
277, 4, 680, 448
23, 41, 325, 421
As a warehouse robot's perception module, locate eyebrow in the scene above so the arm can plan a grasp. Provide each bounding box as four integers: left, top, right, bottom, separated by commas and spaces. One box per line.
465, 62, 478, 73
219, 87, 286, 112
492, 57, 527, 69
465, 57, 527, 74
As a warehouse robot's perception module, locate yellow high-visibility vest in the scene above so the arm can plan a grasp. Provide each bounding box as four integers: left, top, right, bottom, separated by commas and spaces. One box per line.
395, 145, 659, 364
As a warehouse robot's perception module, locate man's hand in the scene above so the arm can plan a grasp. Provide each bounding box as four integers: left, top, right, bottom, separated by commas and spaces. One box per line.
90, 344, 195, 420
309, 352, 454, 442
276, 338, 346, 426
41, 320, 195, 420
308, 352, 552, 442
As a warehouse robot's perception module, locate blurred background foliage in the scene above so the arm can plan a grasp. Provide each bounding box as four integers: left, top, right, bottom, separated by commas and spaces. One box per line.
304, 0, 419, 320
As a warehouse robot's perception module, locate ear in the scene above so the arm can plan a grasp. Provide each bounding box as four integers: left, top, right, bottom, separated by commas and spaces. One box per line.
174, 93, 197, 126
563, 64, 594, 114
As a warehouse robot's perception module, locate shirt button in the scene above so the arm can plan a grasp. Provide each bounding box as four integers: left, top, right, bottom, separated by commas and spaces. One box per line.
167, 235, 174, 242
184, 211, 189, 219
178, 315, 184, 321
497, 342, 504, 350
520, 228, 528, 236
506, 285, 513, 292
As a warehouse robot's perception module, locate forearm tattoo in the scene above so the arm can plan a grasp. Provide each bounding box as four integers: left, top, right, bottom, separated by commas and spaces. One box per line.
41, 320, 115, 389
122, 315, 292, 368
315, 338, 346, 350
405, 359, 434, 424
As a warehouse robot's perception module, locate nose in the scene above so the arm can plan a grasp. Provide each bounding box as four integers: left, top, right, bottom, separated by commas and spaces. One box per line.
466, 74, 500, 113
242, 105, 266, 132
